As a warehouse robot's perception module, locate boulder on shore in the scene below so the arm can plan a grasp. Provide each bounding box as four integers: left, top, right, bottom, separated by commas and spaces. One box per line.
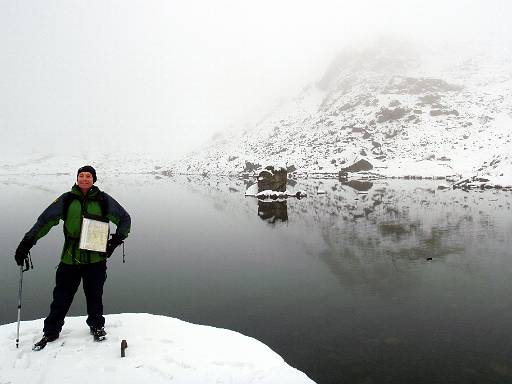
339, 159, 374, 174
258, 166, 287, 193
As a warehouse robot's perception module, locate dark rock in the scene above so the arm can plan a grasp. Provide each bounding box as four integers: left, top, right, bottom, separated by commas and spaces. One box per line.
339, 159, 374, 173
384, 130, 400, 139
430, 109, 459, 117
351, 127, 370, 138
295, 190, 307, 198
384, 76, 463, 95
270, 148, 287, 156
418, 94, 441, 105
376, 107, 411, 123
372, 146, 384, 156
257, 166, 287, 193
287, 179, 297, 188
244, 161, 261, 173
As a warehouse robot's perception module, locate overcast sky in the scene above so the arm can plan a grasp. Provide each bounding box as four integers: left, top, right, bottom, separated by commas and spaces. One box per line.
1, 0, 510, 159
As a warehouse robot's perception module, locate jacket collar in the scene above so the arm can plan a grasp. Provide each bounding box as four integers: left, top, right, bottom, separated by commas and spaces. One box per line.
71, 184, 100, 198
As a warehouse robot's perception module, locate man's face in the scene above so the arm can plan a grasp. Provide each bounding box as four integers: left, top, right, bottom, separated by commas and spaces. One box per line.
77, 172, 94, 190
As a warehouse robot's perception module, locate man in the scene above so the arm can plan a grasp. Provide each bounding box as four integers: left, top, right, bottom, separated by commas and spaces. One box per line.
14, 165, 131, 351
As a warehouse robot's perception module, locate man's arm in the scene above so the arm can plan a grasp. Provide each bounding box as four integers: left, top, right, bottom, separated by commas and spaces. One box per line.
15, 193, 66, 265
24, 193, 67, 243
104, 193, 131, 239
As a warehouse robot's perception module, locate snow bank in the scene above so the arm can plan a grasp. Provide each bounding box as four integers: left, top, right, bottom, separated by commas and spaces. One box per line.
0, 313, 315, 384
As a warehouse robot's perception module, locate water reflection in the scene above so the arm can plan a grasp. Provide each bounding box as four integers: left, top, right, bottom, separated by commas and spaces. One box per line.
257, 200, 288, 224
341, 179, 374, 192
3, 175, 512, 384
287, 180, 482, 264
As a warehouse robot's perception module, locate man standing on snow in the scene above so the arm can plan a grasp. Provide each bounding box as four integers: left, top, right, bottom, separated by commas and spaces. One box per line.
14, 165, 131, 351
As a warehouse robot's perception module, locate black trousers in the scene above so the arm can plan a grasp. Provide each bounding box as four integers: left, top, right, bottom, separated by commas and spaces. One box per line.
43, 261, 107, 337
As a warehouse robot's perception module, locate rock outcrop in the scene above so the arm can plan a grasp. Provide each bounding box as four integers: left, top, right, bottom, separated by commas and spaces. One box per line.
339, 159, 374, 173
258, 166, 287, 192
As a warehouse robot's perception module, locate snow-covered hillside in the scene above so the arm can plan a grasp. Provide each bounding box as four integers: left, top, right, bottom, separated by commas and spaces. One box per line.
172, 40, 512, 187
0, 151, 168, 178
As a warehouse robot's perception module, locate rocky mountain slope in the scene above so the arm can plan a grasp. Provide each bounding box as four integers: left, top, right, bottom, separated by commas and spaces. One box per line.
173, 40, 512, 186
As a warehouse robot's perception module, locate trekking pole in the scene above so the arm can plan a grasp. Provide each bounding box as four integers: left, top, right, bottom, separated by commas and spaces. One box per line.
16, 252, 33, 348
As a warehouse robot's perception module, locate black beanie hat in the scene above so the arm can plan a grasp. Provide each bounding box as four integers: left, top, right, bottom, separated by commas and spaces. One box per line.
77, 165, 97, 183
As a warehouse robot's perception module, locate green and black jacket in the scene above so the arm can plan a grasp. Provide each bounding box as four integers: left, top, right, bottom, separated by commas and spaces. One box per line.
24, 185, 131, 265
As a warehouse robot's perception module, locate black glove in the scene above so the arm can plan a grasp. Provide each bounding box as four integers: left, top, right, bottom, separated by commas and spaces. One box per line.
106, 234, 124, 257
15, 236, 36, 266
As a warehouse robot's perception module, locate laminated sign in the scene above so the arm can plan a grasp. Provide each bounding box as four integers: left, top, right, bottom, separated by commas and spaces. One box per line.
79, 216, 109, 252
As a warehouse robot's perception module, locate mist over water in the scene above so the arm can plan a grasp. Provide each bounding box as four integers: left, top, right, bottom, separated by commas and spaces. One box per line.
2, 0, 512, 160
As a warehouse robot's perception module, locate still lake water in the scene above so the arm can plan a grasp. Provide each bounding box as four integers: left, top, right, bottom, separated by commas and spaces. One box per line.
1, 174, 512, 384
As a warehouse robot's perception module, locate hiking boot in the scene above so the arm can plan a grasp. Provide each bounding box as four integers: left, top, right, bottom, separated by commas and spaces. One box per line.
90, 326, 107, 341
32, 334, 59, 351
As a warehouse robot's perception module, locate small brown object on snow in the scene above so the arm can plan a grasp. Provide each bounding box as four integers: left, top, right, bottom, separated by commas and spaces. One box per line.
121, 339, 128, 357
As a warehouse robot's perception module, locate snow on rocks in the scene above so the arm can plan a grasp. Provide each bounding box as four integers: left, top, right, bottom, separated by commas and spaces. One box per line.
254, 190, 306, 199
257, 166, 288, 193
245, 182, 307, 199
0, 313, 315, 384
245, 183, 259, 196
167, 41, 512, 189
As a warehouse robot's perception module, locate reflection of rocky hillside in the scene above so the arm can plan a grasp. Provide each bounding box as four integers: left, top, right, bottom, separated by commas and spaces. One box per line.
174, 176, 511, 261
173, 40, 512, 186
289, 178, 512, 294
161, 175, 512, 293
295, 179, 507, 246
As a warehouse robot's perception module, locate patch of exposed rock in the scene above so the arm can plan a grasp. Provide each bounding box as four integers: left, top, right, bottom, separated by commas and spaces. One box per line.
384, 76, 463, 95
258, 166, 287, 192
244, 161, 261, 173
339, 159, 374, 173
376, 107, 411, 123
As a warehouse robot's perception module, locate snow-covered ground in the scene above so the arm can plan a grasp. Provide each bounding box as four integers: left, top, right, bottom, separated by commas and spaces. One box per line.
0, 313, 315, 384
0, 151, 169, 177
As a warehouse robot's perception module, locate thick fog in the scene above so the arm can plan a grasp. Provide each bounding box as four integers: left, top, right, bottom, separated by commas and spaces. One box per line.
1, 0, 510, 160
